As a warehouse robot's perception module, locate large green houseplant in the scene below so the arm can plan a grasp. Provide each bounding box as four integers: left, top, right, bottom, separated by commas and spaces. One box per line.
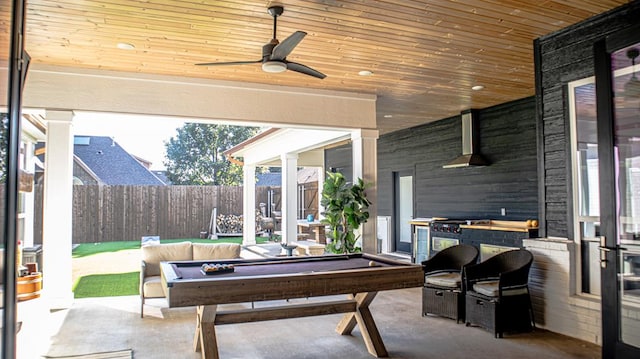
320, 171, 371, 254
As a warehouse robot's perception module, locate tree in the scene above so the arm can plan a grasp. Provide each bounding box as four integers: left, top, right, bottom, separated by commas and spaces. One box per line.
164, 123, 258, 185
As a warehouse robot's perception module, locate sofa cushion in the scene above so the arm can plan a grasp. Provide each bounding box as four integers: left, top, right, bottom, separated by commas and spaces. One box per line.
424, 272, 461, 288
142, 242, 193, 276
192, 243, 241, 260
142, 276, 165, 298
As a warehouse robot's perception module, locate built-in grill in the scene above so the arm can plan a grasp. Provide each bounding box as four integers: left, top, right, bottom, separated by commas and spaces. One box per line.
429, 219, 467, 256
421, 218, 531, 260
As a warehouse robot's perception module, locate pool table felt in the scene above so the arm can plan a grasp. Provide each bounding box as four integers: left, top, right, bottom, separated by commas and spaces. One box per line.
170, 256, 395, 280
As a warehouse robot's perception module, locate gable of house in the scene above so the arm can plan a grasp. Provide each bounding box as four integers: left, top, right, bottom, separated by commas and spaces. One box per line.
73, 136, 165, 185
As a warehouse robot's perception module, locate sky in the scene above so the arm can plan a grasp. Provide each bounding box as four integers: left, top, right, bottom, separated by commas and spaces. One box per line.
72, 113, 185, 170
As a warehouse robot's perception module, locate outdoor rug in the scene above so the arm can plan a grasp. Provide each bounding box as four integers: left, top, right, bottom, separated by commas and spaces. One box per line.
42, 349, 132, 359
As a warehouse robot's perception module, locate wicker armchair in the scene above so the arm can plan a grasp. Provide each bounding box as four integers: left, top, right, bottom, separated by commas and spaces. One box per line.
464, 249, 535, 338
421, 244, 479, 323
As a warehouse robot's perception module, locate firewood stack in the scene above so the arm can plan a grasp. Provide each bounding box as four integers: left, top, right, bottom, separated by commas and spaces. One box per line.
215, 210, 265, 234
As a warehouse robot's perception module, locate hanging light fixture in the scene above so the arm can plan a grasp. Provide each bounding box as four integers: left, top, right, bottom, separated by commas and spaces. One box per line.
624, 48, 640, 98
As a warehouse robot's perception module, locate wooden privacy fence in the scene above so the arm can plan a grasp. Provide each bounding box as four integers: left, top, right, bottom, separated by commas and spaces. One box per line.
30, 183, 318, 244
33, 185, 281, 244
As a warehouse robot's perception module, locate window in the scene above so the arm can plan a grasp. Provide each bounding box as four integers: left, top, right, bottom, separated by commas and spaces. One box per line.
569, 77, 601, 296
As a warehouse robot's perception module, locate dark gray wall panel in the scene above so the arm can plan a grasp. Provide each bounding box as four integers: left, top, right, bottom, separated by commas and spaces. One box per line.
324, 144, 352, 184
536, 1, 640, 238
378, 97, 538, 222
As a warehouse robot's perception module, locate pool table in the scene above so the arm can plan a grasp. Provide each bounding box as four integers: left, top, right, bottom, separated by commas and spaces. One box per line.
160, 253, 424, 359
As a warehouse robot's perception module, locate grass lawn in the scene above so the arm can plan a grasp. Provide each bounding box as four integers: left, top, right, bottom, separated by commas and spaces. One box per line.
72, 237, 269, 298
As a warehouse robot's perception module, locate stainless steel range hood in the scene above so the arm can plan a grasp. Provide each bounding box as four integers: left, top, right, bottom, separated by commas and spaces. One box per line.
443, 109, 488, 168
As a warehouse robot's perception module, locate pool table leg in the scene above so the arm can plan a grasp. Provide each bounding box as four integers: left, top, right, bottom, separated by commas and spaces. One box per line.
193, 305, 219, 359
335, 292, 388, 358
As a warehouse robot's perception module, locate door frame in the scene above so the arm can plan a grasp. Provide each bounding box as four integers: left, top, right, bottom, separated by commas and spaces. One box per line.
594, 23, 640, 358
393, 169, 415, 253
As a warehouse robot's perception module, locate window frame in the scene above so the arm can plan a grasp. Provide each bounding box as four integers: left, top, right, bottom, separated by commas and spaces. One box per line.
569, 76, 602, 298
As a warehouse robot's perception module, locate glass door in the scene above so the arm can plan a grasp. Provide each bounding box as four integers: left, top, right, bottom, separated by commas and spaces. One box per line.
394, 171, 414, 253
595, 25, 640, 358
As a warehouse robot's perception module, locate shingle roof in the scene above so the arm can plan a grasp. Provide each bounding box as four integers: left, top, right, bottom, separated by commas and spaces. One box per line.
255, 169, 319, 186
73, 136, 165, 185
151, 170, 171, 185
256, 172, 281, 187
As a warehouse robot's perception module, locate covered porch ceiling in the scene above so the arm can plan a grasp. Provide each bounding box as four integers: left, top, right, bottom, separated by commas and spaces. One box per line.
225, 127, 353, 167
15, 1, 630, 133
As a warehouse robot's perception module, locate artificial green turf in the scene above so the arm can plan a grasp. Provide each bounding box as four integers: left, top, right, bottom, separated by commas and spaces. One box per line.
72, 237, 270, 298
73, 271, 140, 298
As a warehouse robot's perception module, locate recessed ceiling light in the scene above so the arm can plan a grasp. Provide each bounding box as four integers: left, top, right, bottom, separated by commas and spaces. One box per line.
117, 42, 135, 50
471, 85, 485, 91
383, 114, 393, 118
358, 70, 373, 76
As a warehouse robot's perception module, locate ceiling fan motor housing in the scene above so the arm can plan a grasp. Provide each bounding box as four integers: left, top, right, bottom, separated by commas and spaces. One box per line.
268, 6, 284, 17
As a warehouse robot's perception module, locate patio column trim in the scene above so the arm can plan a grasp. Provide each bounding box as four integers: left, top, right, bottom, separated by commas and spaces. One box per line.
351, 129, 379, 254
317, 167, 325, 220
242, 164, 256, 245
42, 110, 75, 309
21, 141, 35, 247
281, 153, 298, 245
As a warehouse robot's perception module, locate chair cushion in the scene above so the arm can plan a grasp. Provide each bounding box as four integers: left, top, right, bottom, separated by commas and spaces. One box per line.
142, 276, 165, 298
192, 243, 241, 260
425, 272, 461, 288
472, 280, 529, 297
141, 242, 193, 276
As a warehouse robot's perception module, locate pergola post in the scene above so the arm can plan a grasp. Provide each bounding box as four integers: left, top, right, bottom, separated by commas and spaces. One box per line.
42, 110, 75, 309
242, 164, 256, 245
281, 153, 298, 245
351, 129, 379, 254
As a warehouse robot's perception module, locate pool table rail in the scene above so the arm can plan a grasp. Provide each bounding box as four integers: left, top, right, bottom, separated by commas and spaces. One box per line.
161, 254, 424, 308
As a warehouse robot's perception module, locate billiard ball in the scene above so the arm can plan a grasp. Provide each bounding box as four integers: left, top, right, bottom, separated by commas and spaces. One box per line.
368, 260, 376, 267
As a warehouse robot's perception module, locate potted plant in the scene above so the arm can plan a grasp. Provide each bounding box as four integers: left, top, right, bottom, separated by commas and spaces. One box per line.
320, 171, 371, 254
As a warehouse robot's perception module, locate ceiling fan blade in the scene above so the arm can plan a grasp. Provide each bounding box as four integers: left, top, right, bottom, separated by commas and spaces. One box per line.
196, 60, 261, 66
271, 31, 307, 60
286, 61, 326, 79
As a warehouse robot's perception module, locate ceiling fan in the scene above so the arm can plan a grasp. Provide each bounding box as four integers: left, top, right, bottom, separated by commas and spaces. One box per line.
196, 6, 326, 79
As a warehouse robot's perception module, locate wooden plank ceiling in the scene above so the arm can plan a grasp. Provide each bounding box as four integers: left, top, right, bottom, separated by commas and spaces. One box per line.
23, 0, 630, 133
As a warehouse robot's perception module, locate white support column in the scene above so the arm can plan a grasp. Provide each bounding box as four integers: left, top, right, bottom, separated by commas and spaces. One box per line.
22, 141, 35, 248
317, 167, 325, 220
281, 153, 298, 245
242, 164, 257, 245
351, 129, 379, 254
42, 110, 75, 309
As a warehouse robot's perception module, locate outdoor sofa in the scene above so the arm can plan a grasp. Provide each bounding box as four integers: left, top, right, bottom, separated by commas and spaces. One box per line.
140, 241, 241, 317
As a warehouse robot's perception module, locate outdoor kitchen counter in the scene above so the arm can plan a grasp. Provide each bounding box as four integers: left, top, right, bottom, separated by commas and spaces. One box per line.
460, 220, 538, 233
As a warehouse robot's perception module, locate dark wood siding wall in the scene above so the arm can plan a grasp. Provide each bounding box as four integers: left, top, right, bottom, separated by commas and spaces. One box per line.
324, 144, 353, 183
535, 1, 640, 239
376, 97, 538, 220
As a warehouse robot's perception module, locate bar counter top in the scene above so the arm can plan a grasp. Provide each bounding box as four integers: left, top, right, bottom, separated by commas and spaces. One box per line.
460, 220, 538, 233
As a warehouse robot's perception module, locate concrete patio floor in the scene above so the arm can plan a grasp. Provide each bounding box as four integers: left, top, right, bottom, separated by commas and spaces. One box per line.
10, 243, 600, 358
24, 287, 600, 359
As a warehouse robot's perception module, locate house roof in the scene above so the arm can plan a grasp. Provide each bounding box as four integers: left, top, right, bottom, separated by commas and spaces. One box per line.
151, 170, 172, 185
73, 136, 166, 185
256, 173, 281, 187
225, 127, 351, 167
256, 169, 318, 187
